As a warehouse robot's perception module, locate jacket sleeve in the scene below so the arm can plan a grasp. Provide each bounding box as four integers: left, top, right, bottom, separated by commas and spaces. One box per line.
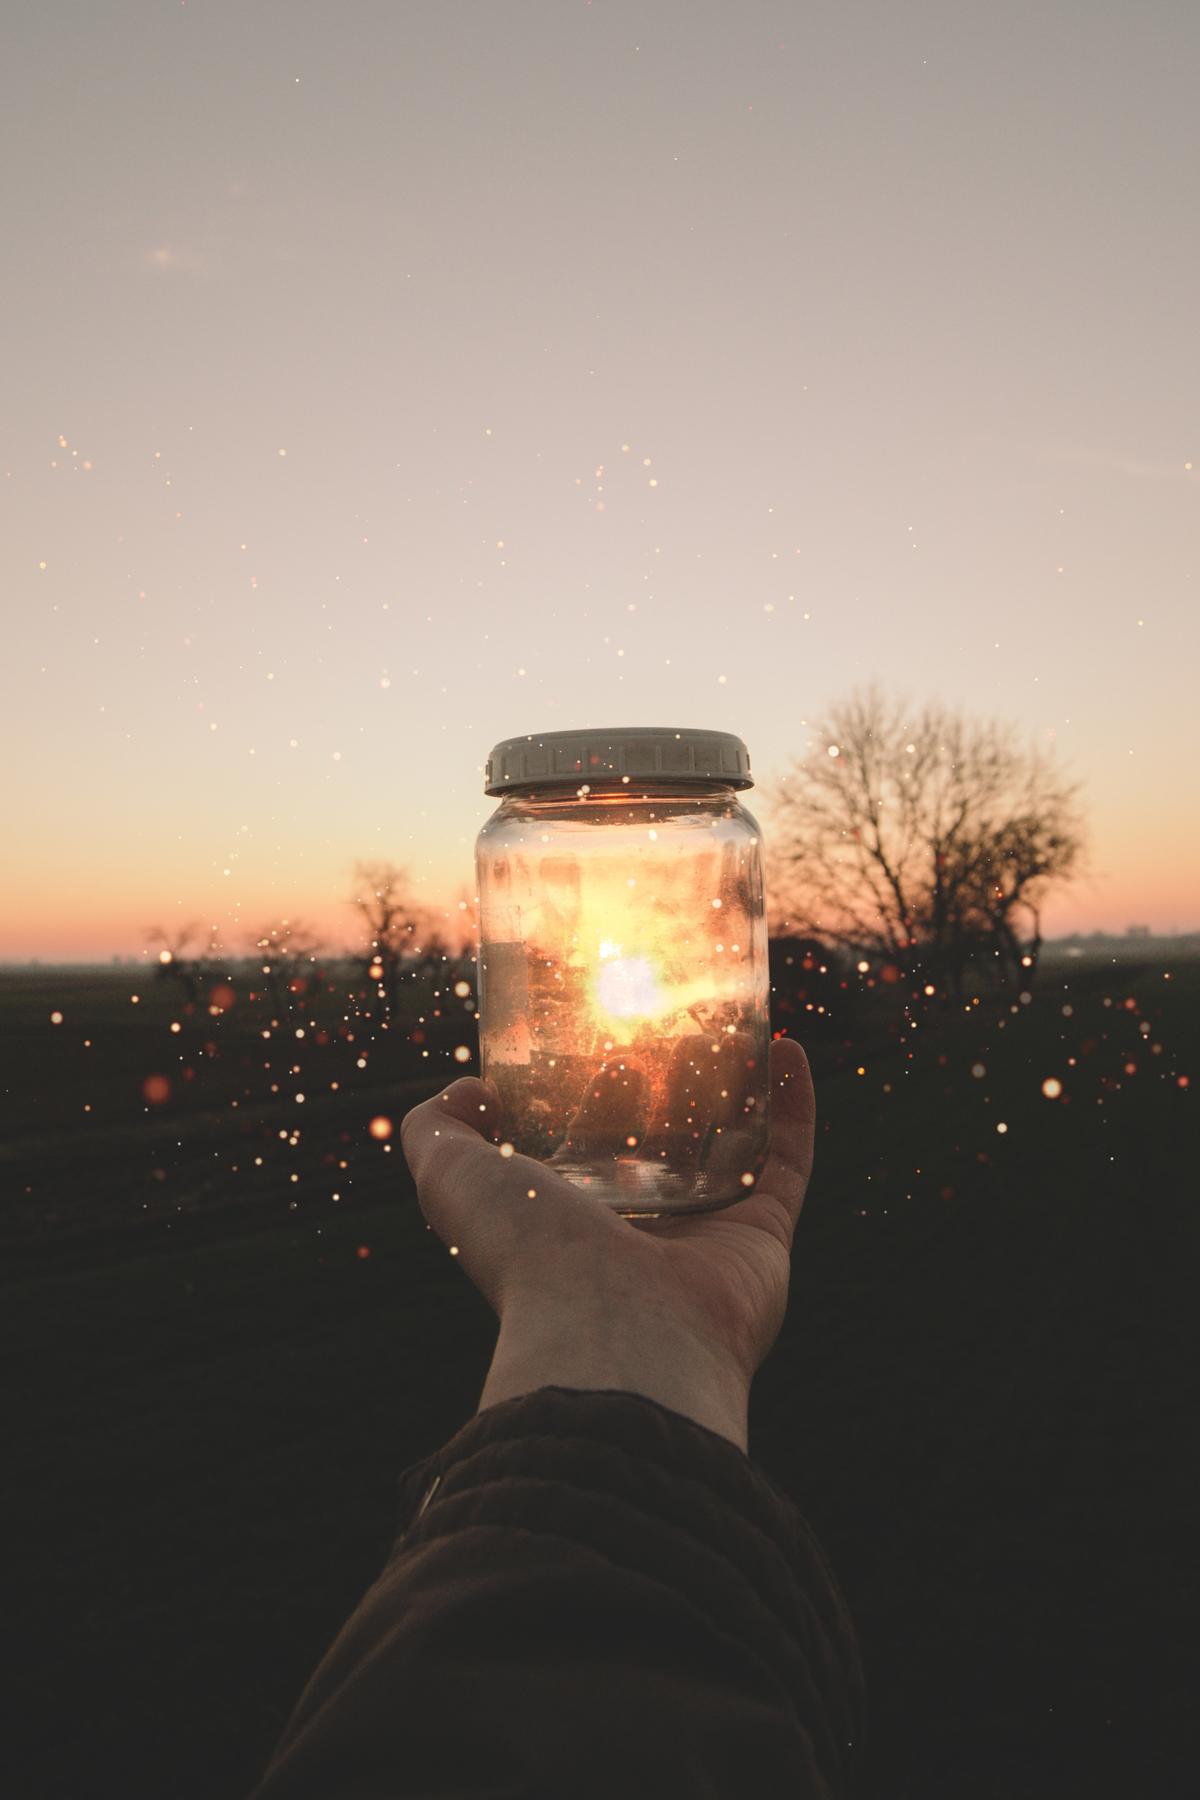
250, 1386, 865, 1800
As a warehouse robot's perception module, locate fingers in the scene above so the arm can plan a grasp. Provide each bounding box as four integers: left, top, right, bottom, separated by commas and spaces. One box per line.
756, 1037, 816, 1228
561, 1058, 650, 1160
640, 1032, 752, 1172
399, 1043, 815, 1247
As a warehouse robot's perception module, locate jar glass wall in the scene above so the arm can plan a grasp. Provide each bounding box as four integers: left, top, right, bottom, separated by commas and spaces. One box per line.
475, 781, 770, 1215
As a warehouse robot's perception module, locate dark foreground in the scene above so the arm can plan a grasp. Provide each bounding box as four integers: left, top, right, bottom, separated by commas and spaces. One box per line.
2, 958, 1197, 1798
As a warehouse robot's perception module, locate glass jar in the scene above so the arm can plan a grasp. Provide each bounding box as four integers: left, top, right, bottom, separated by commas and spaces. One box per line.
476, 727, 770, 1216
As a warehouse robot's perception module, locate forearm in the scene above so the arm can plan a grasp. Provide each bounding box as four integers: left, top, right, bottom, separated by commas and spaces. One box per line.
251, 1390, 864, 1800
478, 1298, 752, 1453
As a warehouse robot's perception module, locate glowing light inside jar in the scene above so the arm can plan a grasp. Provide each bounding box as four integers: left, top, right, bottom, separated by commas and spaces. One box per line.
583, 905, 733, 1038
594, 944, 662, 1019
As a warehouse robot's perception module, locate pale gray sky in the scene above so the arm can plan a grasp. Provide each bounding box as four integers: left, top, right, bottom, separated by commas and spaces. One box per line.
3, 1, 1197, 955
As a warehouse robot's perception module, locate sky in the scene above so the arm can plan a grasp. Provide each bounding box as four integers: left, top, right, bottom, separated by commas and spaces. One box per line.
3, 0, 1197, 960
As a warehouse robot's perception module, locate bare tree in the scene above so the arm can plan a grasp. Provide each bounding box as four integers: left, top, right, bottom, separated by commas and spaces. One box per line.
349, 861, 425, 1016
145, 922, 206, 1006
250, 919, 324, 1014
767, 687, 1084, 1001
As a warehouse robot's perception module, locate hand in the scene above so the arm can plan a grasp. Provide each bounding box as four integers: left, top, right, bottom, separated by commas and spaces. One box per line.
553, 1028, 760, 1180
400, 1038, 815, 1451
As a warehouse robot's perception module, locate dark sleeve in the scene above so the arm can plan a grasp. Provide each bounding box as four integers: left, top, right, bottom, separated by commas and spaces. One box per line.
250, 1386, 865, 1799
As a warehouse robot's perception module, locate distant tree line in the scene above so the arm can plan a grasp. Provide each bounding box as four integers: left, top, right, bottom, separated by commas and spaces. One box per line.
146, 865, 475, 1022
147, 688, 1086, 1023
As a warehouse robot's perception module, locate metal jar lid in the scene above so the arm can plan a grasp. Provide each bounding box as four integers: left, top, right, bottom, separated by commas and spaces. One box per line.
484, 726, 753, 795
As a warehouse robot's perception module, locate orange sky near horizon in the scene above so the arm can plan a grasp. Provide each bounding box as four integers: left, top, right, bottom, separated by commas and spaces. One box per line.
4, 4, 1198, 963
5, 748, 1196, 963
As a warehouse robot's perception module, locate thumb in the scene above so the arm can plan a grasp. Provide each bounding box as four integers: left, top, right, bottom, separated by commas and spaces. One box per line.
400, 1077, 574, 1313
400, 1077, 508, 1228
400, 1076, 502, 1171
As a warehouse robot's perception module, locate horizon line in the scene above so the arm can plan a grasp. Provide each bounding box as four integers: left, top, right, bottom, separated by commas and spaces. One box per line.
6, 925, 1200, 971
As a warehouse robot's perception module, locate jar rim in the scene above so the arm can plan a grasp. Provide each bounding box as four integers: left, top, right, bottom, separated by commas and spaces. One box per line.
491, 779, 741, 804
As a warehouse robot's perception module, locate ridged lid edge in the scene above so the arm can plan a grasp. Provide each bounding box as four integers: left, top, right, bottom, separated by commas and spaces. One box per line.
484, 726, 752, 795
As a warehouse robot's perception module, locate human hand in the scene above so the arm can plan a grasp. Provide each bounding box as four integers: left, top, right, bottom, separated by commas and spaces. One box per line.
551, 1028, 766, 1196
400, 1037, 815, 1451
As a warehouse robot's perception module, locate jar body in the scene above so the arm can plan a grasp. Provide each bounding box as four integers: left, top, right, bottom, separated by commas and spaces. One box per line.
475, 783, 770, 1215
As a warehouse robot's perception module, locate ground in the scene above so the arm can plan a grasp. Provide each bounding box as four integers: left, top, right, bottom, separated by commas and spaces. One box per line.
1, 954, 1196, 1798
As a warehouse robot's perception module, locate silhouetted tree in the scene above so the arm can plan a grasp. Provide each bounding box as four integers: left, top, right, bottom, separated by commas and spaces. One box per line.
250, 919, 324, 1014
350, 861, 425, 1017
413, 931, 452, 983
145, 923, 206, 1006
768, 687, 1084, 1001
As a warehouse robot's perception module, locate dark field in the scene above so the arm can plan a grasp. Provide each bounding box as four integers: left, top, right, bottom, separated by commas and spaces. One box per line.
2, 956, 1197, 1798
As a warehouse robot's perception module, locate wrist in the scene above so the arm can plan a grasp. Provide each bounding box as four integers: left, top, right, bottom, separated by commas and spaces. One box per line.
478, 1297, 751, 1453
